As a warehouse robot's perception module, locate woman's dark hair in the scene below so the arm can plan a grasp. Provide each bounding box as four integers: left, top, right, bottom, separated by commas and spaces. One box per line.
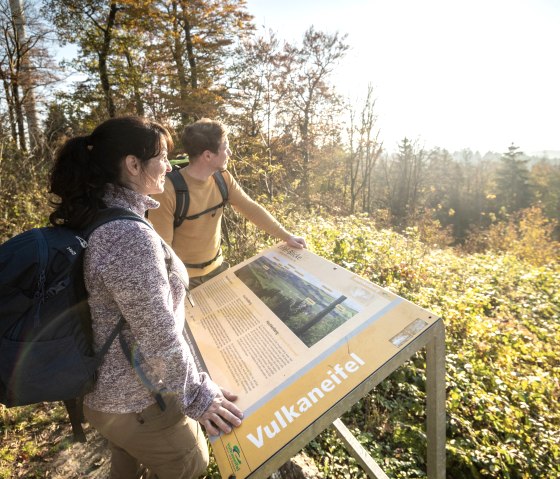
49, 116, 173, 229
181, 118, 228, 159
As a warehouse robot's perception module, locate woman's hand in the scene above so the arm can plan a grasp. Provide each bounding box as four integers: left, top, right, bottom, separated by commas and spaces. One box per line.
198, 388, 243, 436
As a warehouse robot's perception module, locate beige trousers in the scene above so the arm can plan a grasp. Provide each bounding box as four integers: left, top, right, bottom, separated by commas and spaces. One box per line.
84, 396, 209, 479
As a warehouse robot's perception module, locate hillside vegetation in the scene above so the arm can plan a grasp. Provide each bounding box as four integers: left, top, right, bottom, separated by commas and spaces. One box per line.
299, 212, 559, 478
1, 1, 559, 476
1, 205, 558, 479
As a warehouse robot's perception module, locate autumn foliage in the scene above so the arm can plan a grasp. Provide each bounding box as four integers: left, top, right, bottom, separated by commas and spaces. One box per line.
1, 0, 559, 477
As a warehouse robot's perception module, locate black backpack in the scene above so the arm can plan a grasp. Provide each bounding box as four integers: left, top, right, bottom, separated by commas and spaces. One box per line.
0, 208, 149, 441
165, 167, 231, 265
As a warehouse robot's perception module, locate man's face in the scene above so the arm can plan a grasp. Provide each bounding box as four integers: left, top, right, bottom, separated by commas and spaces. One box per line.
211, 137, 231, 171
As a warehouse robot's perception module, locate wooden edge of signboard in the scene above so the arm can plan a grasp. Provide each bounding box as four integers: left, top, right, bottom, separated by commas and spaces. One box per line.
244, 318, 445, 479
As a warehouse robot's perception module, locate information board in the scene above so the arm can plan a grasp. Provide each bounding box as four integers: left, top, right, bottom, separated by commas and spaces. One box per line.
184, 244, 440, 478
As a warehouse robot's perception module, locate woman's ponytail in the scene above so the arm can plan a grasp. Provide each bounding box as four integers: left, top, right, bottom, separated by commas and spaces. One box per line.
49, 135, 103, 228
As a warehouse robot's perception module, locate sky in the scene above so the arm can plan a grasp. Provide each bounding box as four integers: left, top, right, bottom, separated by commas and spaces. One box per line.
245, 0, 560, 155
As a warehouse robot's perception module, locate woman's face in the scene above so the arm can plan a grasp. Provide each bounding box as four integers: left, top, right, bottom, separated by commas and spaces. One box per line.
140, 141, 172, 195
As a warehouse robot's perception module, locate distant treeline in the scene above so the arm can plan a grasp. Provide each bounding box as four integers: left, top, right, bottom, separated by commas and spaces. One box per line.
1, 0, 558, 245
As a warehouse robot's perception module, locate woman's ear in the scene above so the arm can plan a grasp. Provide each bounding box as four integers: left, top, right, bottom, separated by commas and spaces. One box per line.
123, 154, 141, 178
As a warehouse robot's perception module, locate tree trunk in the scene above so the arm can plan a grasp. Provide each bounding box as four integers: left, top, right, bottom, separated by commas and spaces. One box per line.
170, 1, 190, 124
98, 2, 118, 118
9, 0, 40, 150
2, 76, 18, 144
124, 49, 144, 116
12, 82, 26, 151
183, 14, 198, 90
300, 102, 312, 209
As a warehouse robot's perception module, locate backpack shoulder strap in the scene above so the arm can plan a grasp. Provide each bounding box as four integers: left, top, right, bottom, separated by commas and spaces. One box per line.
82, 207, 152, 238
167, 169, 189, 228
212, 170, 228, 203
213, 171, 231, 248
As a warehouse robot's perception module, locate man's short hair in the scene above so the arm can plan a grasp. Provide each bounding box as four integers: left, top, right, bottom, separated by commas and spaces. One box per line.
181, 118, 228, 159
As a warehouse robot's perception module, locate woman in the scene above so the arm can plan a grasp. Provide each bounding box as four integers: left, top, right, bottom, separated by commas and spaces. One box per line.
49, 116, 242, 479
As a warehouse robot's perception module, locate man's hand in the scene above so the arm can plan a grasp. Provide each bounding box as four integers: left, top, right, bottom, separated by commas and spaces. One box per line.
198, 388, 243, 436
286, 235, 307, 249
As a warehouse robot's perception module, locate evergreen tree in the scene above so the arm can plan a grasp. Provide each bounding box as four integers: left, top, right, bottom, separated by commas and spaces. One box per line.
382, 137, 427, 228
495, 143, 532, 214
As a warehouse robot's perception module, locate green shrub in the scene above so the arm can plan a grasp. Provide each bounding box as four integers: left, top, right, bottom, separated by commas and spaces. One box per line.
2, 192, 558, 479
294, 212, 560, 479
0, 142, 51, 241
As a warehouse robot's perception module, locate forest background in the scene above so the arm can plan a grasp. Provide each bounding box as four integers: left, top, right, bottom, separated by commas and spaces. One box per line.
0, 0, 558, 478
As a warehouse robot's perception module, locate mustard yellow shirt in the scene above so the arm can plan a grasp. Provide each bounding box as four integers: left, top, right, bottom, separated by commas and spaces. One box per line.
149, 169, 291, 278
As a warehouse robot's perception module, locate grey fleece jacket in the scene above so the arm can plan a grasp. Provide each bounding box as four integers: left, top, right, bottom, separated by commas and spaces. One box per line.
83, 184, 220, 417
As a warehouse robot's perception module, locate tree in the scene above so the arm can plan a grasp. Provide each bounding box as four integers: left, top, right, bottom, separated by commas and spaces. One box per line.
44, 0, 124, 119
8, 0, 39, 148
0, 0, 52, 151
345, 84, 382, 214
284, 27, 348, 207
167, 0, 254, 123
226, 30, 295, 198
44, 0, 254, 124
494, 143, 532, 214
422, 148, 495, 242
381, 137, 427, 228
530, 158, 560, 230
228, 31, 288, 139
42, 98, 81, 162
121, 0, 254, 125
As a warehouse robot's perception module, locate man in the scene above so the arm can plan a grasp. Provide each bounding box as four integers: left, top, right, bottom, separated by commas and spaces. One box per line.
149, 118, 306, 287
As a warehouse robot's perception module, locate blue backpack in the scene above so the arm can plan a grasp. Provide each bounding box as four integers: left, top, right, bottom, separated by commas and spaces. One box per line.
0, 208, 149, 441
